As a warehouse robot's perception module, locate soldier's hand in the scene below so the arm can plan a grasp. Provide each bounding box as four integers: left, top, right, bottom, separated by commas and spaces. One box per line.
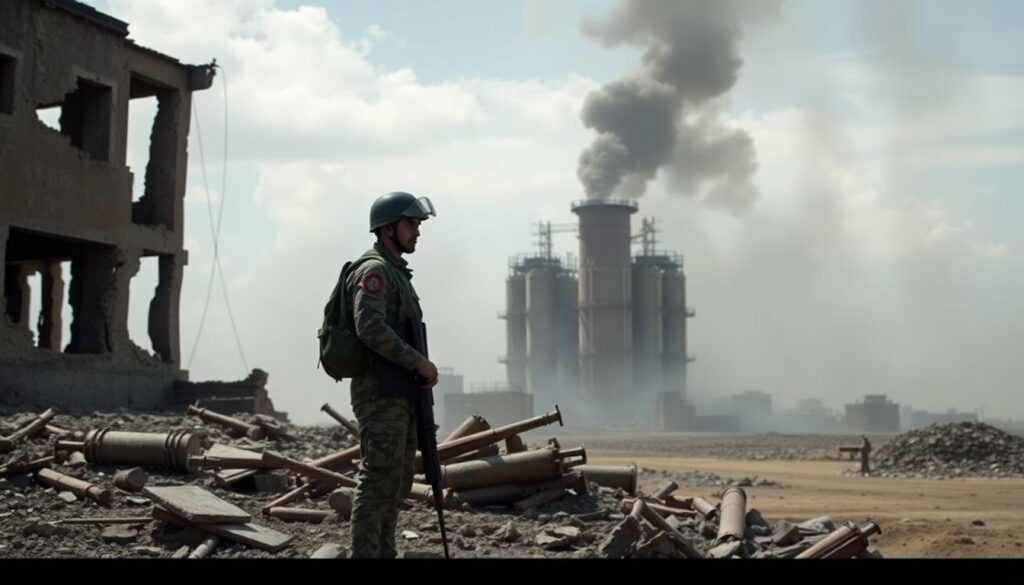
416, 359, 439, 389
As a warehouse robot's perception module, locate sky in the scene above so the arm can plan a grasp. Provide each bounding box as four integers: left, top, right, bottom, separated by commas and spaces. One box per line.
76, 0, 1023, 425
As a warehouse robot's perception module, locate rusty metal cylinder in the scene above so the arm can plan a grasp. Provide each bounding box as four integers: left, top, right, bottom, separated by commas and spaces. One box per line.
310, 445, 360, 472
73, 429, 200, 472
796, 521, 882, 559
113, 467, 148, 492
653, 480, 678, 500
691, 495, 717, 520
189, 535, 220, 559
0, 455, 54, 478
442, 413, 491, 443
0, 408, 56, 451
320, 403, 360, 437
35, 467, 111, 505
187, 405, 264, 439
441, 446, 585, 491
451, 472, 585, 509
262, 483, 311, 515
634, 499, 703, 559
578, 464, 637, 495
262, 450, 357, 487
621, 498, 698, 519
266, 507, 333, 523
716, 487, 747, 543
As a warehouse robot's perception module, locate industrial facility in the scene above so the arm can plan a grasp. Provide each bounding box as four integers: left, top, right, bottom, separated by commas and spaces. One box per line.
500, 199, 695, 429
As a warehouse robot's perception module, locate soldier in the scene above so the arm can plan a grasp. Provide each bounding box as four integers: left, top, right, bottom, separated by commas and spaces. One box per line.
860, 435, 872, 475
345, 191, 439, 558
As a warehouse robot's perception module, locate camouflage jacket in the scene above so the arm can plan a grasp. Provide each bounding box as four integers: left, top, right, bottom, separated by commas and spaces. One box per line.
345, 243, 424, 397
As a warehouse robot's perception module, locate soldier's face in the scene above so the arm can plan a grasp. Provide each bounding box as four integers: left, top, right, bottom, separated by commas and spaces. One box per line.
395, 218, 421, 253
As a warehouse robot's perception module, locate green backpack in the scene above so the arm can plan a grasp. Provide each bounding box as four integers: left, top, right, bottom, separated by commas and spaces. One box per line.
317, 254, 382, 381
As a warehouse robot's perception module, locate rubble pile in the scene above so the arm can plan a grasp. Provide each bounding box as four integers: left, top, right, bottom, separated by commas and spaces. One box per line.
864, 422, 1024, 479
0, 406, 881, 559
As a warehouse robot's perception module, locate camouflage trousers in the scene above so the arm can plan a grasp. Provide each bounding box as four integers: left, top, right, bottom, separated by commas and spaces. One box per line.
350, 379, 417, 559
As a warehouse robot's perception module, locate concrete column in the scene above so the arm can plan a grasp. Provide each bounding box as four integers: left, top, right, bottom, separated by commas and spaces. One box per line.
149, 252, 184, 367
38, 260, 64, 351
67, 247, 117, 354
109, 247, 141, 353
3, 264, 33, 327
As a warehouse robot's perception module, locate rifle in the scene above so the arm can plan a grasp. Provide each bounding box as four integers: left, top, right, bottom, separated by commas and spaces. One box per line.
409, 320, 450, 559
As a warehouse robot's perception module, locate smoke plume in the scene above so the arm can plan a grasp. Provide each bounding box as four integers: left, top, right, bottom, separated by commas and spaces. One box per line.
578, 0, 779, 211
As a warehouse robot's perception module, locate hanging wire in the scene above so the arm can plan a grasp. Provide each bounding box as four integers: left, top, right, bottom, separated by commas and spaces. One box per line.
186, 63, 249, 372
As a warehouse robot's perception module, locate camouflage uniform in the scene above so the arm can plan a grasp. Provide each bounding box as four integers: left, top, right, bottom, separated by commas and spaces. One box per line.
346, 242, 425, 559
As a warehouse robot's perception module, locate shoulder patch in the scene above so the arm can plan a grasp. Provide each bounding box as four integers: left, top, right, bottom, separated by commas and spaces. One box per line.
360, 272, 386, 297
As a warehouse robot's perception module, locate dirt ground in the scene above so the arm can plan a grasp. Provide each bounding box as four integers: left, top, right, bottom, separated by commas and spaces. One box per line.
590, 450, 1024, 558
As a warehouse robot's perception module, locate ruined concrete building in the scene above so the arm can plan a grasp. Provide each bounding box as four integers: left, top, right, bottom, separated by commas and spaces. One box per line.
1, 0, 277, 416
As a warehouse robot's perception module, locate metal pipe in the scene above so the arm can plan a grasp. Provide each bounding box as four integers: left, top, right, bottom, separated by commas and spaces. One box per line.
188, 454, 280, 470
578, 464, 636, 495
450, 472, 586, 509
320, 403, 360, 437
653, 480, 678, 500
822, 522, 881, 559
261, 450, 357, 487
0, 455, 54, 478
261, 483, 313, 514
43, 424, 74, 439
691, 495, 717, 520
628, 499, 644, 521
254, 415, 298, 441
442, 414, 490, 443
716, 487, 747, 544
513, 487, 570, 512
406, 483, 453, 509
35, 467, 111, 506
70, 429, 200, 472
0, 408, 56, 451
633, 499, 703, 559
310, 445, 360, 472
187, 405, 264, 439
796, 521, 882, 559
621, 498, 698, 519
266, 507, 333, 523
189, 535, 220, 559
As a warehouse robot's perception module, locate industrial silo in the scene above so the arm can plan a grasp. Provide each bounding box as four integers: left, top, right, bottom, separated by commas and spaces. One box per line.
631, 259, 663, 411
502, 271, 528, 393
572, 198, 638, 425
526, 266, 558, 412
661, 263, 688, 401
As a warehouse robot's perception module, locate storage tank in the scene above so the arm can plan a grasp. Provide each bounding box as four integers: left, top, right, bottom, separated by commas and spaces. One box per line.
632, 259, 663, 410
526, 267, 558, 412
661, 265, 687, 400
502, 272, 528, 393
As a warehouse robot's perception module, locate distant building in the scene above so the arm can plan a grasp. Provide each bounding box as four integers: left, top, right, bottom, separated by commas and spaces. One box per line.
433, 367, 464, 430
442, 382, 532, 434
844, 394, 900, 433
732, 391, 773, 432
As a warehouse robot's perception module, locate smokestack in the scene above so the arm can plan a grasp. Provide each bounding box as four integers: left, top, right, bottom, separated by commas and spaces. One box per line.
577, 0, 776, 211
572, 198, 638, 424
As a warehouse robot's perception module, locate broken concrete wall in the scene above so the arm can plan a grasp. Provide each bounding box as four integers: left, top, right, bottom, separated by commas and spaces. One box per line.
0, 0, 212, 411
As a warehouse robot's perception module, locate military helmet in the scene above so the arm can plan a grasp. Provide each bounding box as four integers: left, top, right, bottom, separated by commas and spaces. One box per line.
369, 191, 436, 232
